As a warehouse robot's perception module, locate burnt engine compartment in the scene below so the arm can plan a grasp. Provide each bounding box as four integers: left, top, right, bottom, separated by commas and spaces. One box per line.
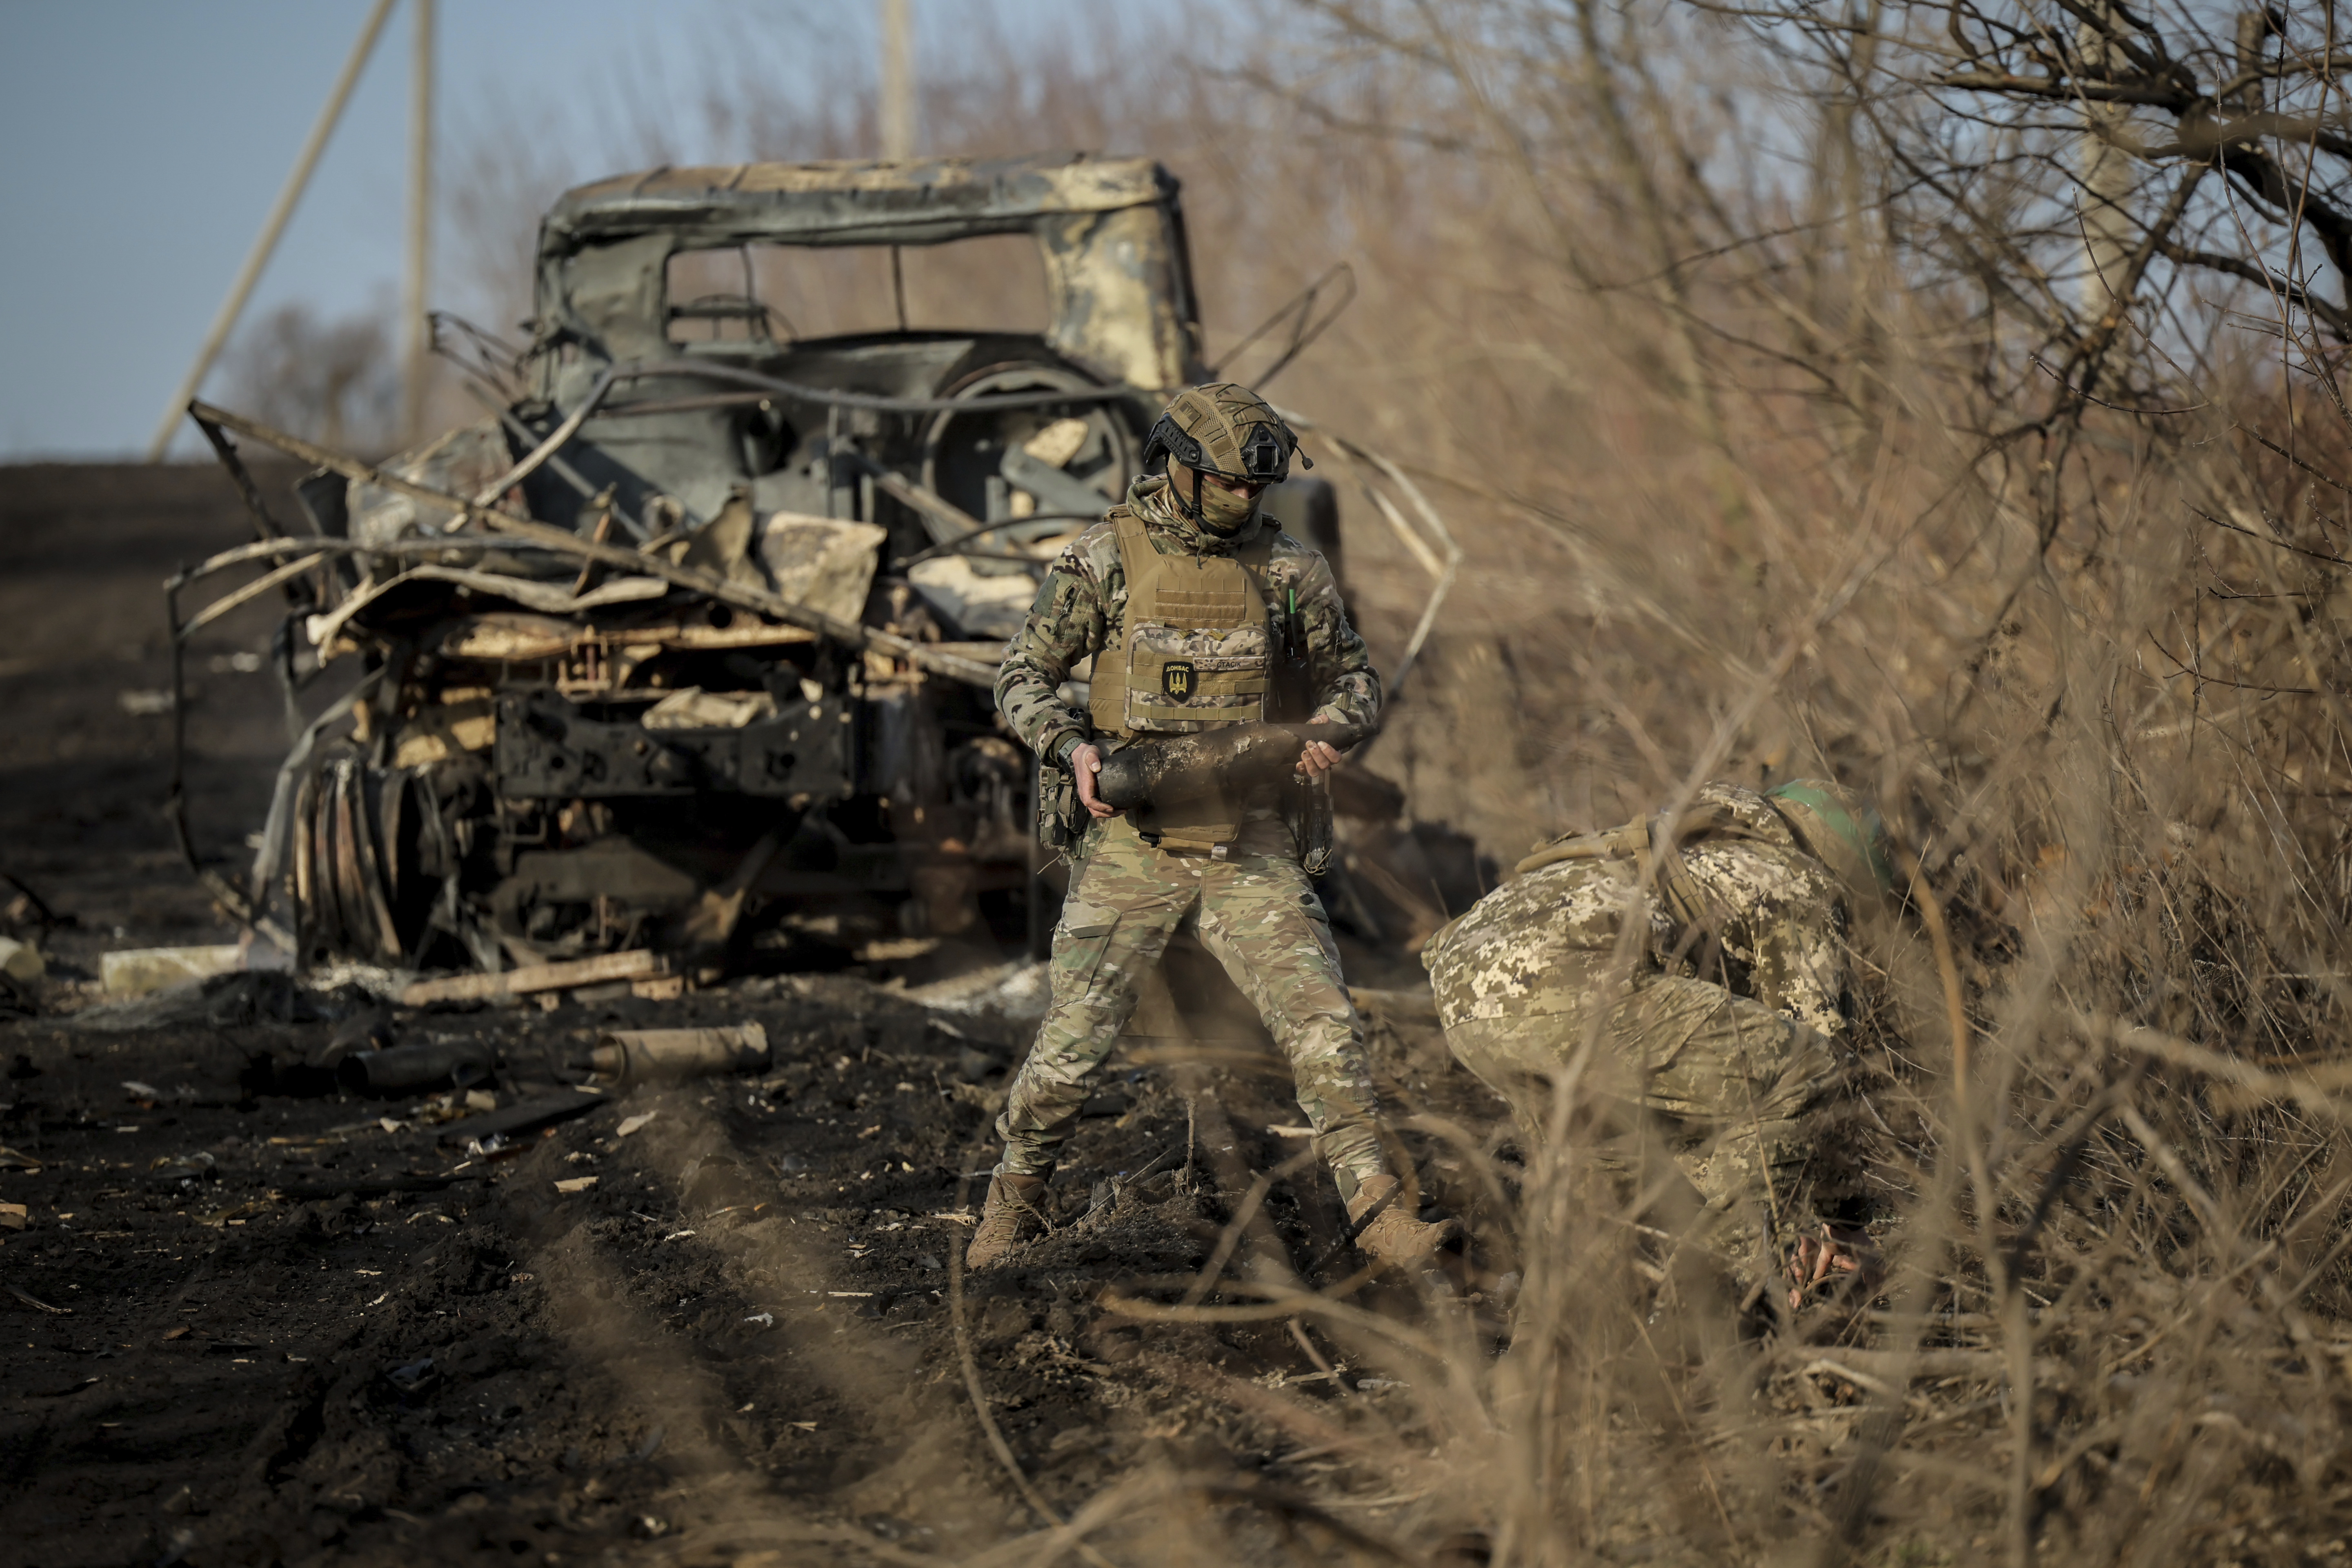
286, 588, 1040, 974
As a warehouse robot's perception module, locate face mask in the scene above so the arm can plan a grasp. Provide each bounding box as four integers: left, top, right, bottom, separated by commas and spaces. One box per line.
1189, 472, 1260, 537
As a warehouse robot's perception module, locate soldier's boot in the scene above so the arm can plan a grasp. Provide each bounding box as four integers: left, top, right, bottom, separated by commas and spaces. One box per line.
1347, 1174, 1452, 1270
965, 1173, 1048, 1271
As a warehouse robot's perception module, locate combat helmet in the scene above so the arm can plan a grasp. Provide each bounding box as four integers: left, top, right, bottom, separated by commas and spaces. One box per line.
1765, 779, 1895, 897
1142, 382, 1310, 534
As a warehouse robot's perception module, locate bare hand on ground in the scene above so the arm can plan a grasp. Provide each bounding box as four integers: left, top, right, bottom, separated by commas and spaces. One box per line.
1788, 1226, 1876, 1311
1298, 716, 1344, 781
1070, 742, 1116, 818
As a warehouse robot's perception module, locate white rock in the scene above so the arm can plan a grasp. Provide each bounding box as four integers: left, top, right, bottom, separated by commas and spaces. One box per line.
99, 945, 242, 999
0, 935, 43, 982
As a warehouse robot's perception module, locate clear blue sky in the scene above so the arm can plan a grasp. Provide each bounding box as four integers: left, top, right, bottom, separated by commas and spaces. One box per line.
0, 0, 1092, 459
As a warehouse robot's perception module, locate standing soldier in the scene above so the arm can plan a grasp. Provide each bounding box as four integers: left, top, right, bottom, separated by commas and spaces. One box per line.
966, 383, 1446, 1272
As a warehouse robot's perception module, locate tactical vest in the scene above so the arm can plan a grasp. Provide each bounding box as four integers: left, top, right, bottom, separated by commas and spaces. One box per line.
1087, 508, 1278, 852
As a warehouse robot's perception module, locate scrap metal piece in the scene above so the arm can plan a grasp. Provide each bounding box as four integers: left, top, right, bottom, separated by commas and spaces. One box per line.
433, 1087, 611, 1147
188, 401, 1000, 688
344, 761, 404, 960
398, 950, 666, 1008
587, 1023, 770, 1085
490, 689, 852, 800
544, 154, 1193, 391
338, 1042, 494, 1097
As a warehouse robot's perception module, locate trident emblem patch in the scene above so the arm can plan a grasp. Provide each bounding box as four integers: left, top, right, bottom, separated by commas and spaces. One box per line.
1161, 660, 1196, 702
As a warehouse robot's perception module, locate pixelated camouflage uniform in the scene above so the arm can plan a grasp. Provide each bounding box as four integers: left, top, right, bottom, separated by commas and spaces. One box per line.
990, 473, 1390, 1199
1421, 782, 1850, 1259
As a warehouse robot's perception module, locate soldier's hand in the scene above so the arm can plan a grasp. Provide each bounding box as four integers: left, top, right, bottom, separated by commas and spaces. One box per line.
1787, 1225, 1878, 1312
1069, 743, 1117, 818
1297, 716, 1345, 781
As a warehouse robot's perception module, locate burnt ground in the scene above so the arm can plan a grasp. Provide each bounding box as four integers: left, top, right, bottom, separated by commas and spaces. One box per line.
0, 463, 1518, 1568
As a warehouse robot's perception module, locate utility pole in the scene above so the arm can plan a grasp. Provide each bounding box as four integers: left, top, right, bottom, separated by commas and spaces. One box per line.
2075, 0, 2141, 336
878, 0, 915, 161
144, 0, 398, 462
403, 0, 435, 445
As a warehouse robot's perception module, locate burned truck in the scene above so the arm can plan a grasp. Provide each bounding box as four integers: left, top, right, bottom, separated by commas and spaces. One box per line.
171, 152, 1358, 976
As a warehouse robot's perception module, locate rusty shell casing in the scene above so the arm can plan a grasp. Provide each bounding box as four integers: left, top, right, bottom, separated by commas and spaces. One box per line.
1093, 722, 1369, 811
588, 1022, 771, 1084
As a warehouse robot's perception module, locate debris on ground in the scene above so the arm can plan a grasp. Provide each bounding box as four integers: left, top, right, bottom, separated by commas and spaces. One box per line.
336, 1041, 496, 1096
587, 1022, 770, 1083
0, 945, 1513, 1564
0, 936, 42, 982
398, 950, 665, 1008
97, 944, 242, 998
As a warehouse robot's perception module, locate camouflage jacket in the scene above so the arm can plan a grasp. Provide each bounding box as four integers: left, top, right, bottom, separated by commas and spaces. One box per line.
1671, 785, 1849, 1037
1425, 782, 1849, 1039
995, 474, 1381, 765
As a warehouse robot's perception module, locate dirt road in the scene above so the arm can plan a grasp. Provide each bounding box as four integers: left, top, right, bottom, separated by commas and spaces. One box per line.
0, 465, 1507, 1567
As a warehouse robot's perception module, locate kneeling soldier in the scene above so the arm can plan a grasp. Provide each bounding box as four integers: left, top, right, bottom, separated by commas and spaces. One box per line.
1423, 779, 1889, 1300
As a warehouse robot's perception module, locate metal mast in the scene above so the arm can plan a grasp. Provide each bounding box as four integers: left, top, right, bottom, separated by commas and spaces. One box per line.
403, 0, 435, 444
878, 0, 916, 161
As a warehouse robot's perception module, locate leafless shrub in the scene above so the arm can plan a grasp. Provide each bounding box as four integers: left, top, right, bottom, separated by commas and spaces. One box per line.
1183, 4, 2352, 1564
220, 300, 400, 454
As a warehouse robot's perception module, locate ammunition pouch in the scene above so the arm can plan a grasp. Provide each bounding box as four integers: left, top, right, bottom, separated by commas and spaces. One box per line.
1035, 758, 1086, 855
1132, 790, 1246, 857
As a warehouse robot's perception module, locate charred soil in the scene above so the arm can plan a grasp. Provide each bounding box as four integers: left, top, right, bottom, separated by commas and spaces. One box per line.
0, 464, 1514, 1568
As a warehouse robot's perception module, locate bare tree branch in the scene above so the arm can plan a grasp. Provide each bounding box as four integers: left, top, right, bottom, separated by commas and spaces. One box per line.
2159, 240, 2352, 338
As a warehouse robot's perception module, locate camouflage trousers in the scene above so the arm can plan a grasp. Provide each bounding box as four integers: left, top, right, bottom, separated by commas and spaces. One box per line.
994, 813, 1387, 1199
1442, 957, 1845, 1261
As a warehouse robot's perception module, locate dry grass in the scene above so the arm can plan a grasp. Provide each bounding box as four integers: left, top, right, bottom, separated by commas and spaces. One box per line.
416, 3, 2352, 1560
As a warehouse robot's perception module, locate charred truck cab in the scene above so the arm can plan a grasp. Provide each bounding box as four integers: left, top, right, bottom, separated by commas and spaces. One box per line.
180, 153, 1341, 976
